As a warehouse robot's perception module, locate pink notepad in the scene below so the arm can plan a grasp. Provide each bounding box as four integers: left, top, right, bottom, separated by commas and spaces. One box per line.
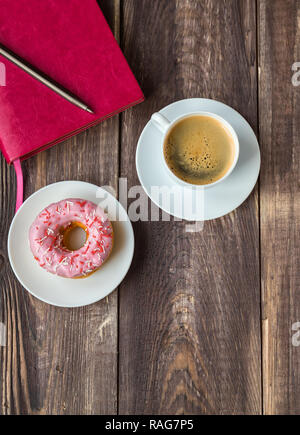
0, 0, 144, 164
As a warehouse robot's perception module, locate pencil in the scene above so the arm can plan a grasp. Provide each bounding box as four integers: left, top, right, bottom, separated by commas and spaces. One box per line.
0, 43, 94, 114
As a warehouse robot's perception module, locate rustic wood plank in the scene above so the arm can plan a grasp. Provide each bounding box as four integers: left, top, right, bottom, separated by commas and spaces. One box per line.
0, 0, 120, 415
259, 0, 300, 415
119, 0, 261, 414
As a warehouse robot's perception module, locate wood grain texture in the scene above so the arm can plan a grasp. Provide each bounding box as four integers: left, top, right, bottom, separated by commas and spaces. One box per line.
1, 0, 299, 416
0, 0, 120, 415
119, 0, 261, 415
259, 0, 300, 415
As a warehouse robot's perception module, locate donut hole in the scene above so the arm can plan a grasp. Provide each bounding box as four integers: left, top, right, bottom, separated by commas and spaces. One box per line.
62, 222, 88, 251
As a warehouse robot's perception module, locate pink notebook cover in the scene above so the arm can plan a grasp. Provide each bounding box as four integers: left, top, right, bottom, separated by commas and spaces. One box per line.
0, 0, 144, 164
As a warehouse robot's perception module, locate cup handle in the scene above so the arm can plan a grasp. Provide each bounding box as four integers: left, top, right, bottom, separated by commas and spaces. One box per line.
151, 113, 171, 134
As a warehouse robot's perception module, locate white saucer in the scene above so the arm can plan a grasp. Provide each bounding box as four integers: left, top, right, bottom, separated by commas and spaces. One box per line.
8, 181, 134, 307
136, 98, 261, 220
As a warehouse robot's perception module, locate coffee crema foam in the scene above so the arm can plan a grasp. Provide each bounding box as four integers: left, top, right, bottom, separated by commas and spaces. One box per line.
164, 115, 235, 185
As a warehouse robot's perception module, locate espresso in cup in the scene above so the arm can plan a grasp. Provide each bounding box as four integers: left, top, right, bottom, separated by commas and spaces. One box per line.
163, 115, 236, 185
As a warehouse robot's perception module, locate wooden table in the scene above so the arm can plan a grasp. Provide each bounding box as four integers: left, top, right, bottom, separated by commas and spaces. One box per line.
0, 0, 299, 415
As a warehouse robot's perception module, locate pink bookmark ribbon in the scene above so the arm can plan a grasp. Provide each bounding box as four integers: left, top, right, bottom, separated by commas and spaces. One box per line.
13, 158, 23, 213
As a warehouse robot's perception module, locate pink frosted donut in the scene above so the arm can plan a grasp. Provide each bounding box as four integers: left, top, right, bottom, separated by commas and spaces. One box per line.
29, 198, 113, 278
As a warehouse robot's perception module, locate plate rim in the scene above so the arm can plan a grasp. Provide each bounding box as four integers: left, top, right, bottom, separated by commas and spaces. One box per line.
7, 180, 134, 308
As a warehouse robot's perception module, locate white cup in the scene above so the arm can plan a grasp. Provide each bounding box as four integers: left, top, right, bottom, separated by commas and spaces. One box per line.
151, 111, 240, 188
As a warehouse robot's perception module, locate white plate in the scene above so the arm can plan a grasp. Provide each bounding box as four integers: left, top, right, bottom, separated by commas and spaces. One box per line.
136, 98, 261, 220
8, 181, 134, 307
